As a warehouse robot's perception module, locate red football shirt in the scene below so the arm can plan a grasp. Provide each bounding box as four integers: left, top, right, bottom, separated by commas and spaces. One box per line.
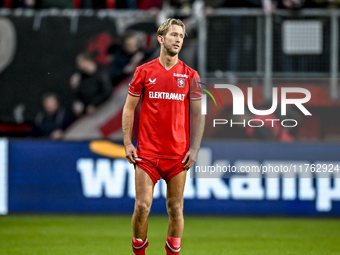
128, 58, 202, 159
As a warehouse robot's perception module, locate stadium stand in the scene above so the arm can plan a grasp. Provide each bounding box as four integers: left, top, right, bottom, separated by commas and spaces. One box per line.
0, 1, 339, 141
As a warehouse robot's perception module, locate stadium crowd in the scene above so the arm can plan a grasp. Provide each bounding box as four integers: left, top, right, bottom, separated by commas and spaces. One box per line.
0, 0, 339, 141
1, 0, 340, 10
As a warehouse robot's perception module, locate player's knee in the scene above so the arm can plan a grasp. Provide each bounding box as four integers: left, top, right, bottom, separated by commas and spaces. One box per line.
134, 200, 151, 217
167, 199, 183, 219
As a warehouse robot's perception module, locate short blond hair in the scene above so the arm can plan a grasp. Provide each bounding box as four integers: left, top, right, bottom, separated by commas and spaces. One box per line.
157, 18, 186, 38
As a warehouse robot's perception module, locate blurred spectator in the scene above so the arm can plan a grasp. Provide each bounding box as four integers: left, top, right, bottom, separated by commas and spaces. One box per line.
70, 53, 112, 116
108, 32, 145, 87
31, 93, 74, 140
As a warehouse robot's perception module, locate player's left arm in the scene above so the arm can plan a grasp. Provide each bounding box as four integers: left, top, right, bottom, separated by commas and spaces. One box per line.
183, 100, 205, 170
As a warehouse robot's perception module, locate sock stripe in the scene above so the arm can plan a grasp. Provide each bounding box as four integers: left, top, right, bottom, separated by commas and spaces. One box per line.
132, 238, 148, 250
166, 241, 181, 253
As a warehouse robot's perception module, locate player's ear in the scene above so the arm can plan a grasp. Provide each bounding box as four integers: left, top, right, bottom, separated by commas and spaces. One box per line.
157, 35, 164, 45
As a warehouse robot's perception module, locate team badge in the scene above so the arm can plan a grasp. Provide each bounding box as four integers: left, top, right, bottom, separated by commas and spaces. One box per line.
177, 78, 186, 88
149, 78, 156, 84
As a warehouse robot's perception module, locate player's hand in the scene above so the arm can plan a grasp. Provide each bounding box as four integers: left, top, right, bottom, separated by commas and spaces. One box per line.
125, 144, 138, 164
182, 148, 199, 170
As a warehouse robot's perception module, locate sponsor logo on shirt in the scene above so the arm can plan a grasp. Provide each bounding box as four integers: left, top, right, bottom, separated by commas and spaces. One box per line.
177, 78, 186, 88
174, 73, 189, 78
149, 91, 185, 101
149, 78, 156, 84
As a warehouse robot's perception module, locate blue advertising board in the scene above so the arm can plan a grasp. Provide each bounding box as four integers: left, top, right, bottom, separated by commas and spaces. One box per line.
1, 139, 339, 215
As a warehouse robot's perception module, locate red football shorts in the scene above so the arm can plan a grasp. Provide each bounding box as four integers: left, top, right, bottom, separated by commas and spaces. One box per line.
135, 156, 187, 184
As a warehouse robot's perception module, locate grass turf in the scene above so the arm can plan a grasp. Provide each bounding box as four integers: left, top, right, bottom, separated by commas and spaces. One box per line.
0, 215, 339, 255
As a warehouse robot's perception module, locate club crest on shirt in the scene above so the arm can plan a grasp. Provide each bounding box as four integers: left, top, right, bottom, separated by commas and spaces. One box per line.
177, 78, 186, 88
149, 78, 156, 84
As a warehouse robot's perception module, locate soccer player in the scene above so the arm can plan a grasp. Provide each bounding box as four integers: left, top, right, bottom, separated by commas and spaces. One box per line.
122, 18, 205, 255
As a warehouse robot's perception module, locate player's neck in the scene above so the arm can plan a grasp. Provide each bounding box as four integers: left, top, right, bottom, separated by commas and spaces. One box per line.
159, 53, 178, 71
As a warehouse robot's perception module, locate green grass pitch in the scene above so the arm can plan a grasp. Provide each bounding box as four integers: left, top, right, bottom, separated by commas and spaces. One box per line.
0, 215, 339, 255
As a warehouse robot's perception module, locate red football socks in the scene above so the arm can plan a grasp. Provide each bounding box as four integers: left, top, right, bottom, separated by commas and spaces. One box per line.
132, 236, 181, 254
132, 237, 149, 255
165, 236, 181, 255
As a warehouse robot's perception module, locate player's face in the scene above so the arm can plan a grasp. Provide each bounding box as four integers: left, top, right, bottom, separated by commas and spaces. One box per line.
163, 25, 184, 56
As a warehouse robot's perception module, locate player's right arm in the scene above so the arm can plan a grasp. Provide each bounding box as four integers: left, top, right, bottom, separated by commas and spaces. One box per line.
122, 94, 140, 164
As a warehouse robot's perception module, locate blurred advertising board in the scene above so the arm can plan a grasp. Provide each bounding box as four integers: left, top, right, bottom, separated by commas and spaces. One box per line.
1, 139, 339, 215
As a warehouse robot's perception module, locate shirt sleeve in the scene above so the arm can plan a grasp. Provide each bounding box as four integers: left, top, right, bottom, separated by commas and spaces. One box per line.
189, 71, 202, 101
128, 68, 144, 97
